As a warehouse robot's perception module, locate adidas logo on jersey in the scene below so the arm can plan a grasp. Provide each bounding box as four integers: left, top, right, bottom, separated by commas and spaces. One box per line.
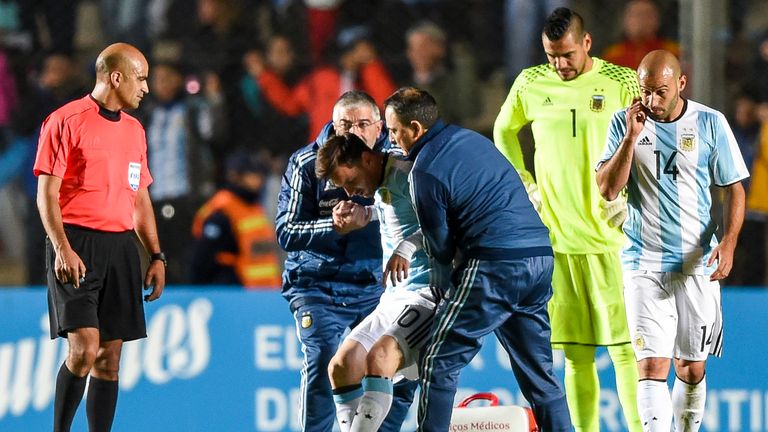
638, 136, 652, 146
542, 97, 553, 106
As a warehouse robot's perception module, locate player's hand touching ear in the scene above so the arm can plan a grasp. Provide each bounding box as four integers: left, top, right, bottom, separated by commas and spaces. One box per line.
625, 98, 647, 139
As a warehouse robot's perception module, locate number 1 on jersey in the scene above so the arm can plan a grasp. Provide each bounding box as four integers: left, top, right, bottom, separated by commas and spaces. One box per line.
570, 109, 576, 137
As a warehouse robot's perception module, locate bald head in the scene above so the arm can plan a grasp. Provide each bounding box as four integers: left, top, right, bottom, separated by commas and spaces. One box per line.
95, 43, 147, 78
637, 50, 686, 122
638, 49, 681, 81
91, 42, 149, 111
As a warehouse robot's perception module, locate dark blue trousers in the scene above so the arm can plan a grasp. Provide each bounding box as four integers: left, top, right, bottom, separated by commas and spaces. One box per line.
416, 256, 572, 432
292, 295, 416, 431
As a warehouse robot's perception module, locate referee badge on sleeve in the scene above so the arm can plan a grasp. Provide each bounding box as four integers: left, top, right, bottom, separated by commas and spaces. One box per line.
128, 162, 141, 191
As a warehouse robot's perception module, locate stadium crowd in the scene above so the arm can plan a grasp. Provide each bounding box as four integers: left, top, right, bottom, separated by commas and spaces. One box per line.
0, 0, 767, 288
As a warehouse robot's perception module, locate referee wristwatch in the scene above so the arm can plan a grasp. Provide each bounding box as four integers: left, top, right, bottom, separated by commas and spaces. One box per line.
150, 252, 167, 267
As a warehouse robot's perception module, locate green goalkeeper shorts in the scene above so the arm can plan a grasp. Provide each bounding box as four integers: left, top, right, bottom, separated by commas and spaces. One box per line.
548, 251, 631, 347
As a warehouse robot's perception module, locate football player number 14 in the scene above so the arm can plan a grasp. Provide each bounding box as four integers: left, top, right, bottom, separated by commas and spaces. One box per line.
654, 150, 680, 180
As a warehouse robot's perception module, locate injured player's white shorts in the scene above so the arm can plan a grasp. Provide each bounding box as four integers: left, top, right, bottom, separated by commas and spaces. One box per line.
623, 270, 722, 361
346, 288, 437, 380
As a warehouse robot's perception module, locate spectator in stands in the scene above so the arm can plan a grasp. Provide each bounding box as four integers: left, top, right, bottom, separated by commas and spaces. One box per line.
504, 0, 569, 81
190, 149, 281, 288
182, 0, 254, 81
100, 0, 150, 52
137, 61, 224, 284
0, 48, 16, 147
405, 21, 479, 126
305, 0, 343, 64
602, 0, 679, 70
745, 31, 768, 104
236, 35, 308, 161
250, 25, 397, 140
734, 96, 768, 286
237, 35, 310, 222
181, 0, 255, 162
18, 0, 78, 55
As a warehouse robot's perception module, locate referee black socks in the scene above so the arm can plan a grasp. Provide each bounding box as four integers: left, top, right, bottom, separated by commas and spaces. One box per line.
87, 375, 119, 432
53, 362, 87, 432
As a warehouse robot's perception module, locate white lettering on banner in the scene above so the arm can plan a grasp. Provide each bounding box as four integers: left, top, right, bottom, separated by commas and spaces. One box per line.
598, 390, 622, 431
255, 388, 286, 431
139, 298, 213, 384
254, 387, 301, 431
699, 389, 768, 431
253, 326, 304, 371
0, 299, 212, 420
254, 326, 283, 370
33, 315, 66, 411
0, 316, 67, 420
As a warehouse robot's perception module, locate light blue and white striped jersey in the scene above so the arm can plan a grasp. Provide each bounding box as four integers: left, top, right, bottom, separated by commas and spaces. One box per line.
599, 99, 749, 274
147, 103, 190, 201
376, 155, 441, 294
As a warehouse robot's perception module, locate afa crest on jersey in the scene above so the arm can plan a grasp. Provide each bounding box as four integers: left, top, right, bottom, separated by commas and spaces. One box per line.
590, 94, 605, 112
379, 187, 392, 204
680, 133, 696, 152
633, 332, 646, 350
301, 311, 313, 329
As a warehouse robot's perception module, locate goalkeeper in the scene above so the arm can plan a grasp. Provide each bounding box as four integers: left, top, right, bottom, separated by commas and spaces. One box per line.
494, 8, 640, 432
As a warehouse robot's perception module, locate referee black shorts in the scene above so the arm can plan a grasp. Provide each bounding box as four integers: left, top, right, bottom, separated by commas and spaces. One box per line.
46, 224, 147, 341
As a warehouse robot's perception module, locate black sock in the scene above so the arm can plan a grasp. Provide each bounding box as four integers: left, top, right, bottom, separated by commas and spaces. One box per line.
86, 376, 119, 432
54, 362, 87, 432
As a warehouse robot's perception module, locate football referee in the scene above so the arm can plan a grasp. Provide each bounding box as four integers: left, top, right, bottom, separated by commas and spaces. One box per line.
33, 43, 165, 432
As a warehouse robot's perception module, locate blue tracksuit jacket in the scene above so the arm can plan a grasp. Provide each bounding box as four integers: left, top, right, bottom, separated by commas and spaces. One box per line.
276, 121, 392, 307
407, 120, 552, 272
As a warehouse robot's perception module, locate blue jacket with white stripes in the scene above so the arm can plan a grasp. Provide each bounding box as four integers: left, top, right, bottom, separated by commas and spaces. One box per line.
407, 120, 553, 271
276, 121, 391, 307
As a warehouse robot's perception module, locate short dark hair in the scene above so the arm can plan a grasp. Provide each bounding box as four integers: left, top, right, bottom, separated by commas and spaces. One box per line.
383, 87, 438, 129
316, 133, 372, 180
542, 7, 585, 41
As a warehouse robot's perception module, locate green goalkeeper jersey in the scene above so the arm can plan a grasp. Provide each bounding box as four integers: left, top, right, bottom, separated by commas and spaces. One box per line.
494, 57, 639, 253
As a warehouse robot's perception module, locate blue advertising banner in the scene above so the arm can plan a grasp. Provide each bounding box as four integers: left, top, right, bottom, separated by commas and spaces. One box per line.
0, 288, 766, 431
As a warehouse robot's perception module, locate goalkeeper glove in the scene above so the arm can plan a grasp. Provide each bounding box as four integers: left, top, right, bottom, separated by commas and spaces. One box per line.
517, 170, 541, 213
600, 191, 628, 228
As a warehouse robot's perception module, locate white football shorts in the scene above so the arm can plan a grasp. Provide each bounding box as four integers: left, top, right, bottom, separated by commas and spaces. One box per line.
346, 288, 437, 380
623, 270, 723, 361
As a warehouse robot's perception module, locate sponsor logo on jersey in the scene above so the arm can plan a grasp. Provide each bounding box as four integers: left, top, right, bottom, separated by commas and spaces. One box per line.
680, 133, 696, 152
318, 198, 340, 216
323, 179, 339, 190
638, 136, 652, 146
301, 311, 313, 329
542, 97, 553, 106
590, 94, 605, 112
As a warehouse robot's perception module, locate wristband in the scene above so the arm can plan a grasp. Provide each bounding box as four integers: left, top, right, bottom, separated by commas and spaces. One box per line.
150, 252, 167, 266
